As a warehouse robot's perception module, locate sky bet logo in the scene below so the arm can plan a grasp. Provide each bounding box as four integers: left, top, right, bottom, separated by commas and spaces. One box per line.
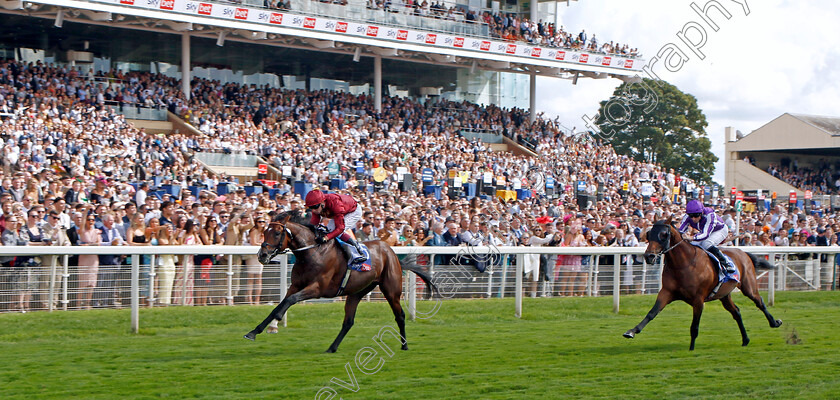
366, 26, 379, 36
198, 3, 212, 15
159, 0, 174, 10
579, 53, 589, 63
303, 17, 316, 28
506, 44, 516, 54
601, 56, 611, 66
624, 59, 634, 68
479, 41, 491, 51
120, 0, 134, 4
425, 34, 437, 44
453, 37, 464, 48
335, 22, 348, 32
531, 48, 541, 57
555, 51, 566, 60
396, 30, 408, 40
234, 8, 248, 19
269, 12, 283, 24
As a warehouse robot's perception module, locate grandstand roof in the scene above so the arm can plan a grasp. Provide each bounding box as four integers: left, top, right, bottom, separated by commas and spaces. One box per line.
727, 113, 840, 153
0, 0, 639, 81
789, 113, 840, 137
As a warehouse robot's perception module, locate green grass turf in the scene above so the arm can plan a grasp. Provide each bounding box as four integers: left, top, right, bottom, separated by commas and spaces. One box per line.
1, 292, 839, 399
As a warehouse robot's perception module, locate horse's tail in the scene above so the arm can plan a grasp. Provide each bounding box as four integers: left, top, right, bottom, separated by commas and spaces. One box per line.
746, 252, 776, 270
399, 254, 439, 300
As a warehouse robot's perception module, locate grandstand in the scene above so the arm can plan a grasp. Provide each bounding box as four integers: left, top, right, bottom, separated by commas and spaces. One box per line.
725, 114, 840, 209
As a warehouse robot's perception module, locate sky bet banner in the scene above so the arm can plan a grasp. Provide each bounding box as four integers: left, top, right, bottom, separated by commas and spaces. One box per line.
102, 0, 640, 71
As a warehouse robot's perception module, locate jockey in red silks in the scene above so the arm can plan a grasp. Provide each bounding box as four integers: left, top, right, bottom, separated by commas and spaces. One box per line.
304, 190, 366, 264
678, 199, 736, 275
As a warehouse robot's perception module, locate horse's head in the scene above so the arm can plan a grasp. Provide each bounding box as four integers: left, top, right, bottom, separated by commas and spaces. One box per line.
258, 213, 292, 264
644, 216, 678, 264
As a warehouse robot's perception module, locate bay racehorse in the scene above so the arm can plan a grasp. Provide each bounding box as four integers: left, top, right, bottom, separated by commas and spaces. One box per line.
244, 211, 438, 353
623, 217, 783, 350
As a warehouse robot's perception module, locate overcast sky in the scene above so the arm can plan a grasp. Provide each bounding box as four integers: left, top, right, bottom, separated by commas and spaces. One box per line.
536, 0, 840, 184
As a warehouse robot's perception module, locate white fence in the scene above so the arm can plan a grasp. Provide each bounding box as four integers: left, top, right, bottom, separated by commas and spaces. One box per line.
0, 246, 838, 332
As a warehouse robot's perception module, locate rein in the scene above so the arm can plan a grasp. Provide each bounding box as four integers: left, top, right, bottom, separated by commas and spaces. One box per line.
262, 222, 318, 260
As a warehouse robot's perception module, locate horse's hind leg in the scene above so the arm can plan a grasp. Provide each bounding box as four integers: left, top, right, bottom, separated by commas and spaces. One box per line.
720, 295, 749, 346
624, 290, 672, 338
380, 281, 408, 351
689, 300, 704, 351
741, 277, 782, 328
326, 284, 376, 353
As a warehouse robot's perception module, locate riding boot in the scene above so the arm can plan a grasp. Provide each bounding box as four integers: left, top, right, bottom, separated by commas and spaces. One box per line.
342, 236, 367, 264
708, 246, 736, 275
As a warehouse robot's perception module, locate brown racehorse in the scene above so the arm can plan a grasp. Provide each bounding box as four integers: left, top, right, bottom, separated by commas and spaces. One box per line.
244, 211, 437, 353
623, 217, 782, 350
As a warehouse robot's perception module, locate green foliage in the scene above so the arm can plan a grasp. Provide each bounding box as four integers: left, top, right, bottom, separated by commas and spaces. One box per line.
594, 78, 718, 183
1, 293, 839, 399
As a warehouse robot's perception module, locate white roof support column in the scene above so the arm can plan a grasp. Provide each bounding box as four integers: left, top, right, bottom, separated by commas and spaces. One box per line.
374, 55, 382, 114
181, 32, 191, 100
529, 71, 537, 123
531, 0, 538, 23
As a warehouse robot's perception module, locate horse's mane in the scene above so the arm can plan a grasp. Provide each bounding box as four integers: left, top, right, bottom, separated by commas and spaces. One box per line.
273, 211, 318, 234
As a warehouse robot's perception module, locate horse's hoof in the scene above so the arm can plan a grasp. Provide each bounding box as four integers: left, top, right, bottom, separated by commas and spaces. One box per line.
325, 348, 337, 353
742, 338, 750, 347
267, 327, 279, 334
773, 319, 783, 328
244, 332, 256, 341
401, 345, 409, 351
623, 330, 636, 339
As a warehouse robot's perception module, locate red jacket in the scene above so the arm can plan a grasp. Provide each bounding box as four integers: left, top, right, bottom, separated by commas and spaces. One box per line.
310, 193, 358, 239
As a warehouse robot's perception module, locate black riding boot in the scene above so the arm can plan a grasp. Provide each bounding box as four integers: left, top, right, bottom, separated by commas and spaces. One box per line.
708, 246, 736, 275
343, 236, 366, 264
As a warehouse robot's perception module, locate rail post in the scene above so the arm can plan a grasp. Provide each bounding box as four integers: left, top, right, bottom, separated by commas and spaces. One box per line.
515, 253, 524, 318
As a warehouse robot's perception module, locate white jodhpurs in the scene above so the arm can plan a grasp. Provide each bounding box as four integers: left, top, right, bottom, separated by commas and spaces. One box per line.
690, 225, 729, 250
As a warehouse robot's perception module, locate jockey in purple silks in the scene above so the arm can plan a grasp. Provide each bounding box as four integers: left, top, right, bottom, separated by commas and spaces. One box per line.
678, 199, 736, 275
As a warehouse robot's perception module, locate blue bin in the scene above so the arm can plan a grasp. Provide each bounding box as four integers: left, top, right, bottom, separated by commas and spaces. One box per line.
516, 189, 532, 200
243, 186, 263, 196
217, 182, 232, 195
294, 181, 313, 199
464, 182, 476, 199
160, 184, 181, 198
423, 185, 442, 200
330, 178, 347, 190
188, 186, 201, 197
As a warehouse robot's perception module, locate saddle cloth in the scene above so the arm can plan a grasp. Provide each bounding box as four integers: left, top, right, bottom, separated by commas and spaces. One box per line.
700, 248, 740, 284
336, 238, 372, 272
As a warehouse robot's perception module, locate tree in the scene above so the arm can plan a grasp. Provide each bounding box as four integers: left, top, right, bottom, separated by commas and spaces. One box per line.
589, 78, 718, 183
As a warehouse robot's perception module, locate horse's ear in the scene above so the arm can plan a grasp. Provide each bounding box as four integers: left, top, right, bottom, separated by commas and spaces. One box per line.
280, 213, 291, 224
666, 214, 674, 226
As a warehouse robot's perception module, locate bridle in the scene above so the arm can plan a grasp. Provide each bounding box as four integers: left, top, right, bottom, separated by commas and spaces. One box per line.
260, 221, 319, 261
652, 224, 685, 257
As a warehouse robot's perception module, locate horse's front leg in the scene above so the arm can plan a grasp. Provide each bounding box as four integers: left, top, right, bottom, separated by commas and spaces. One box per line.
688, 300, 704, 351
624, 291, 672, 338
244, 283, 319, 340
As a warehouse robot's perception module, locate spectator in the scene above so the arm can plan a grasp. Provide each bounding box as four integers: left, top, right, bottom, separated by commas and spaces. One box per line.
244, 214, 266, 305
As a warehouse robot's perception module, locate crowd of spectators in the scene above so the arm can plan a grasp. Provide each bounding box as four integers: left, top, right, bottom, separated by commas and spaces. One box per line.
0, 59, 837, 312
766, 160, 840, 195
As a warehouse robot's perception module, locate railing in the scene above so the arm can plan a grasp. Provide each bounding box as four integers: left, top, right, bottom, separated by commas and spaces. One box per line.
460, 128, 503, 144
194, 152, 262, 167
105, 104, 169, 121
0, 246, 837, 332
